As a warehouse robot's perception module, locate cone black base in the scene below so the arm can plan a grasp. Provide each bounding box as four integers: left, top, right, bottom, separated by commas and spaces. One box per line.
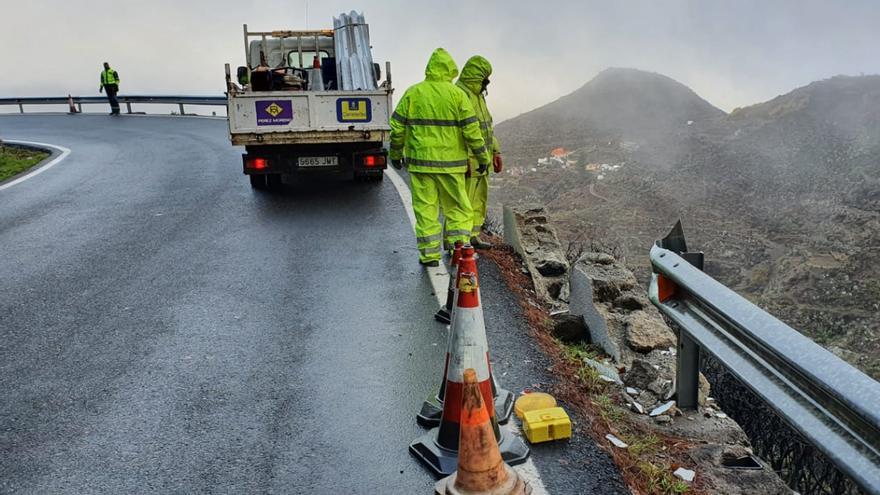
434, 307, 451, 324
494, 387, 516, 425
417, 395, 442, 427
409, 427, 530, 477
417, 387, 516, 428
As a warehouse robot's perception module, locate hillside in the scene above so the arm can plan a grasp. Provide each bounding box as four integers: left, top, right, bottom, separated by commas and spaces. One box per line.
492, 70, 880, 378
495, 68, 727, 172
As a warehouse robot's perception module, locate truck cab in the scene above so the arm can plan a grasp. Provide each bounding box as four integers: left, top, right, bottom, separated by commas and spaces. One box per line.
226, 14, 392, 189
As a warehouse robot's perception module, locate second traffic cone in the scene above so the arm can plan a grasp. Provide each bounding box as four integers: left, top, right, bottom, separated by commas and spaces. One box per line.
410, 246, 529, 476
434, 241, 463, 324
419, 244, 515, 427
435, 368, 531, 495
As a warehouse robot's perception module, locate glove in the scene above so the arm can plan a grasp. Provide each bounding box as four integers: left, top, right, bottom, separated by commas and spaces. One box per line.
493, 153, 503, 173
476, 162, 488, 175
391, 159, 403, 170
99, 87, 103, 93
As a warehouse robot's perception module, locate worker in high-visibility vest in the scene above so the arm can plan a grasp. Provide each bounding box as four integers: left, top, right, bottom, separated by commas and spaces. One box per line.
455, 55, 502, 249
389, 48, 491, 266
99, 62, 121, 116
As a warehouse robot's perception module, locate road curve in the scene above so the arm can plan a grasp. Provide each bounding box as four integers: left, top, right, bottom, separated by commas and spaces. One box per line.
0, 115, 626, 494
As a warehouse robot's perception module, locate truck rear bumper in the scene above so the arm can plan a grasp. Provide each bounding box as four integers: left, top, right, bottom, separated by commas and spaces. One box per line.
230, 129, 389, 147
242, 144, 387, 177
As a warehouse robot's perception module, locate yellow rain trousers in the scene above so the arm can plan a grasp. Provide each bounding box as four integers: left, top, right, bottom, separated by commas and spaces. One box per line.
410, 173, 473, 262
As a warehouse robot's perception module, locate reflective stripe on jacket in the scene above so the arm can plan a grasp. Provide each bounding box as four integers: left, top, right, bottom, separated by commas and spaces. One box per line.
456, 56, 499, 176
389, 48, 489, 174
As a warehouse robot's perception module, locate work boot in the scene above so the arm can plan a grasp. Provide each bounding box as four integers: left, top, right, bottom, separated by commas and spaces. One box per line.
420, 259, 440, 267
470, 236, 493, 250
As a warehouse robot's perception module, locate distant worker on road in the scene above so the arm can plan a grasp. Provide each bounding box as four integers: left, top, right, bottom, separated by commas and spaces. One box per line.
389, 48, 491, 267
99, 62, 121, 116
456, 56, 502, 249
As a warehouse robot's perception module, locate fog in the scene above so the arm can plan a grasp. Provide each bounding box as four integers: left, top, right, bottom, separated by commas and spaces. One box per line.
3, 0, 879, 121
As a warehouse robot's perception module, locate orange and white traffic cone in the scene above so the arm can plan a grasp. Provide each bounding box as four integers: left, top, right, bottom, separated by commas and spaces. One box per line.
434, 241, 463, 324
411, 246, 529, 476
435, 368, 531, 495
419, 244, 515, 428
67, 94, 78, 114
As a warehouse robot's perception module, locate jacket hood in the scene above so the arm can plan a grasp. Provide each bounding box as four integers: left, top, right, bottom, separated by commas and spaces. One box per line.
457, 56, 492, 94
424, 48, 459, 82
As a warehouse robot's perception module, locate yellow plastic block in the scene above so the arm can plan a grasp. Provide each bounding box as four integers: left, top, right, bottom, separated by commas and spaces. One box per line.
522, 407, 572, 444
514, 392, 557, 419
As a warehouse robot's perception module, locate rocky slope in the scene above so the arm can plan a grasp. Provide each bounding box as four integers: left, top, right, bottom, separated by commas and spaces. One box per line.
492, 69, 880, 378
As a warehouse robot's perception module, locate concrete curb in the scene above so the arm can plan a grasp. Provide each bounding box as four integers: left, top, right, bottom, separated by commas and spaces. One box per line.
0, 140, 70, 191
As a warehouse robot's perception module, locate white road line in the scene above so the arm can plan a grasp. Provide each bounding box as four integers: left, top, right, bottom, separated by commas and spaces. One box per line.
0, 140, 71, 192
385, 167, 550, 494
385, 168, 449, 299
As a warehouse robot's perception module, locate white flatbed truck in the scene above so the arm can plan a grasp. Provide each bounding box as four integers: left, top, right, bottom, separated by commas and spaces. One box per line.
225, 18, 392, 189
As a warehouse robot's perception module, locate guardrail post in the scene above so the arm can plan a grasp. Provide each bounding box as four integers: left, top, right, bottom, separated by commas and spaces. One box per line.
676, 331, 700, 409
179, 103, 185, 115
126, 102, 132, 114
19, 103, 24, 114
76, 103, 82, 113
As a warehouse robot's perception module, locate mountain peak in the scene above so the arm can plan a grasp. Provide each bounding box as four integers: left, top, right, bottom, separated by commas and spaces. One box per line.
497, 67, 724, 146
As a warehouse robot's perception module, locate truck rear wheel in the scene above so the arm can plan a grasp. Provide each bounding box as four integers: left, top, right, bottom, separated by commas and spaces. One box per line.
249, 174, 266, 189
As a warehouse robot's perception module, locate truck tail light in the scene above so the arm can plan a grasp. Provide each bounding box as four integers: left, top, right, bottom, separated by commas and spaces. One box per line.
362, 155, 385, 167
657, 274, 678, 303
246, 157, 268, 170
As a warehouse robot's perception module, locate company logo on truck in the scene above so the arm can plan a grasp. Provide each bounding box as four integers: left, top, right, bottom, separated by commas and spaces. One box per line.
255, 100, 293, 126
336, 98, 372, 123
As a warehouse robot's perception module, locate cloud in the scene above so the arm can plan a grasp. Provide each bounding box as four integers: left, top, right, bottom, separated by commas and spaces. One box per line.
2, 0, 878, 121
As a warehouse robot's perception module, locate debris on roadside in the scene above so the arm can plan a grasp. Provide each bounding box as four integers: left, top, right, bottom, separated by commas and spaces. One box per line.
606, 433, 629, 449
649, 400, 676, 417
673, 467, 696, 482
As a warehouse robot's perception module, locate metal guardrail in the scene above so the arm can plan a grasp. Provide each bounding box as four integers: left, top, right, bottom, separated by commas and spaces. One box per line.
0, 95, 227, 115
648, 221, 880, 494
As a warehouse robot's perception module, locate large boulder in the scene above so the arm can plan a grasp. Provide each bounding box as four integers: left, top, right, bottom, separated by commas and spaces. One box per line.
625, 311, 676, 353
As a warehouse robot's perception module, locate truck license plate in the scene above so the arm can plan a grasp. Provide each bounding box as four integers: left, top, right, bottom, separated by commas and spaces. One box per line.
298, 156, 338, 168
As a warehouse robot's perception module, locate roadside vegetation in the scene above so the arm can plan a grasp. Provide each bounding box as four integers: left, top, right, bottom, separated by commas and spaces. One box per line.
0, 144, 49, 182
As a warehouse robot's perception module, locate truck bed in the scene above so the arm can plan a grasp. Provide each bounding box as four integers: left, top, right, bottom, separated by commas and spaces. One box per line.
227, 90, 392, 146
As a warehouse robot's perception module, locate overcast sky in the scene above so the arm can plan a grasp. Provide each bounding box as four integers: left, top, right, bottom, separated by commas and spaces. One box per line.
3, 0, 879, 121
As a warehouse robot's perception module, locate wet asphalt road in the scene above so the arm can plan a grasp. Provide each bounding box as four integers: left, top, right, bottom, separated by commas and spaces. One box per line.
0, 115, 626, 494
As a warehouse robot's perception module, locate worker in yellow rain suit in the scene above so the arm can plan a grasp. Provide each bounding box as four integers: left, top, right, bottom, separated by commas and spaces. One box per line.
389, 48, 491, 266
455, 56, 502, 249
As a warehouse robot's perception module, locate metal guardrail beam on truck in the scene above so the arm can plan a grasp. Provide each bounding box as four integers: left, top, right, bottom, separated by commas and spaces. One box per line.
648, 221, 880, 494
0, 95, 227, 115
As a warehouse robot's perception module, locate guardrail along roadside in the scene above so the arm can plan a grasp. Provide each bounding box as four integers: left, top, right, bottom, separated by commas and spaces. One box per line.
650, 220, 880, 495
502, 204, 843, 494
0, 95, 226, 115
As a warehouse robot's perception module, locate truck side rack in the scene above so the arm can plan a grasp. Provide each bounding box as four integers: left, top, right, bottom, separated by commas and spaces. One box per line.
649, 221, 880, 494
